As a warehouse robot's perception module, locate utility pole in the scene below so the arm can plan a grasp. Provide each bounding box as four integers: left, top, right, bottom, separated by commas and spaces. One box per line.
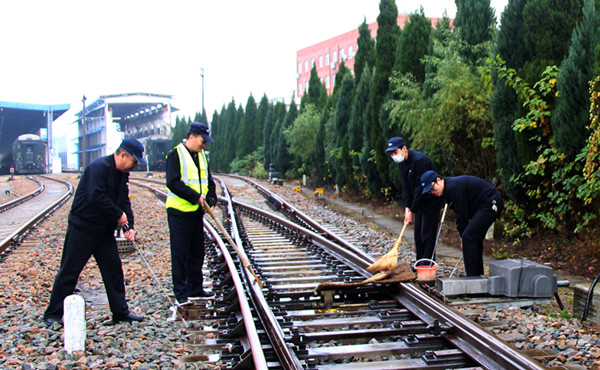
81, 95, 87, 170
200, 67, 205, 117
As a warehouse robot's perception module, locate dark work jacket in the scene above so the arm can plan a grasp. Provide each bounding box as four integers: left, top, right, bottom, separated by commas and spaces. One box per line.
399, 149, 440, 213
442, 176, 499, 236
69, 154, 134, 236
165, 143, 217, 216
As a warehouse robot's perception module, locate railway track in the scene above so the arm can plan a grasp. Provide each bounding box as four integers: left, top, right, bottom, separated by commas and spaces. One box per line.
0, 175, 73, 254
129, 175, 550, 369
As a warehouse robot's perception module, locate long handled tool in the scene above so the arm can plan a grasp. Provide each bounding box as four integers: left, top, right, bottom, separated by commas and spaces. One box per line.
203, 204, 264, 288
367, 221, 409, 273
124, 230, 189, 327
429, 203, 448, 266
449, 256, 463, 278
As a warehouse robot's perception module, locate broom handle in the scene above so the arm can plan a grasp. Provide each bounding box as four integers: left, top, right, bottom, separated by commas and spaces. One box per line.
392, 221, 409, 252
203, 204, 264, 288
430, 203, 448, 266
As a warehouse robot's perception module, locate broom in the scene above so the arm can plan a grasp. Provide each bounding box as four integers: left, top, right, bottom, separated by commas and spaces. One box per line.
367, 220, 408, 273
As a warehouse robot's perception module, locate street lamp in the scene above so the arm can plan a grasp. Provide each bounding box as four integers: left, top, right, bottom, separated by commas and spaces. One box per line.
200, 67, 205, 116
81, 95, 87, 170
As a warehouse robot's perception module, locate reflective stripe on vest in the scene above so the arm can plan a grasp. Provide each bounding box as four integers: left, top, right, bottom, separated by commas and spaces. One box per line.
165, 143, 209, 212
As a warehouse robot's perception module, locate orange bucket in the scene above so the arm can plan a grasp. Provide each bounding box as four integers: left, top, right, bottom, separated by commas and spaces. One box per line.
413, 259, 438, 282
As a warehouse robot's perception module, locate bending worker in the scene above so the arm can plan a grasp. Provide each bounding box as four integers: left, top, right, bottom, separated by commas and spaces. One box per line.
44, 138, 146, 326
166, 122, 217, 306
420, 170, 503, 276
386, 137, 443, 266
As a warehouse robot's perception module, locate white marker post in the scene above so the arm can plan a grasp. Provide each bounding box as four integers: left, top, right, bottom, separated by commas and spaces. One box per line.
64, 294, 86, 353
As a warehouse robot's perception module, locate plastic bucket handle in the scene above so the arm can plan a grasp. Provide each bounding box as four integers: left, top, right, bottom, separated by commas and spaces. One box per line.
413, 258, 438, 269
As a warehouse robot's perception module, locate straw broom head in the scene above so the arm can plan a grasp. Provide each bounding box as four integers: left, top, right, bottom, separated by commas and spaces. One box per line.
367, 221, 408, 273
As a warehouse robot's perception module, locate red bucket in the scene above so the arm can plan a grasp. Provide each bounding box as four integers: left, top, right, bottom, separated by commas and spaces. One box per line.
414, 259, 438, 282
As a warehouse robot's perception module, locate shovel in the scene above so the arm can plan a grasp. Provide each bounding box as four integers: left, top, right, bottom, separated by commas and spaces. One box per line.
203, 204, 264, 288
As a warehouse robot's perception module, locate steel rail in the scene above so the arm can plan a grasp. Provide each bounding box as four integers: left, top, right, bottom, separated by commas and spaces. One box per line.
0, 176, 72, 254
215, 178, 304, 369
0, 176, 44, 213
223, 178, 547, 370
203, 220, 268, 369
219, 174, 362, 250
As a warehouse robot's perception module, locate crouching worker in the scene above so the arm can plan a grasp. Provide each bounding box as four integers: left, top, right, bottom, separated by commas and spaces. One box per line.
44, 138, 146, 326
420, 170, 503, 277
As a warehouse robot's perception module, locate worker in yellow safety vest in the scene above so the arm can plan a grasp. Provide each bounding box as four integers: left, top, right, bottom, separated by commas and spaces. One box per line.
165, 122, 216, 306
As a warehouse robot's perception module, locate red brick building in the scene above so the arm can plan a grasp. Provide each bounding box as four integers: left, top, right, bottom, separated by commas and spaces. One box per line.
296, 14, 445, 97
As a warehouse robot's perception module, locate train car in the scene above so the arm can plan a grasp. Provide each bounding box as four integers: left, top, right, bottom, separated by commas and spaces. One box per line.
12, 134, 47, 174
145, 135, 171, 172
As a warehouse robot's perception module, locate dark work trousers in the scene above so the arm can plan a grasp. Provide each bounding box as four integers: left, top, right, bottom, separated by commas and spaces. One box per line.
462, 193, 504, 276
414, 202, 443, 265
167, 211, 206, 302
45, 224, 129, 319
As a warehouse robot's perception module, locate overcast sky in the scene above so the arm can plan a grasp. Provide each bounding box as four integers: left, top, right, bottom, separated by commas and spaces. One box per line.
0, 0, 508, 121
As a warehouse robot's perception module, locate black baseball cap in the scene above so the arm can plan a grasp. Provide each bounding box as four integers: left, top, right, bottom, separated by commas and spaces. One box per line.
120, 137, 147, 166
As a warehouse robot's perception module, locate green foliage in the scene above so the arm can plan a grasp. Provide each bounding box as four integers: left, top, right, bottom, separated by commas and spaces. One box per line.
396, 7, 432, 83
454, 0, 496, 65
552, 0, 599, 160
283, 104, 320, 170
354, 19, 376, 85
389, 36, 495, 178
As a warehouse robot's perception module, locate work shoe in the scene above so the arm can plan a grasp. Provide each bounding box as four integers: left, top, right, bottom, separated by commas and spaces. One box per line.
189, 290, 214, 299
113, 312, 144, 323
43, 316, 63, 326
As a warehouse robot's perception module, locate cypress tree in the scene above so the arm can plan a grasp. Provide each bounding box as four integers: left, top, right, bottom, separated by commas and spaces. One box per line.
256, 94, 269, 150
333, 73, 355, 187
349, 65, 373, 192
552, 0, 600, 159
237, 94, 257, 158
269, 102, 287, 172
276, 98, 297, 175
454, 0, 496, 65
366, 0, 400, 198
263, 105, 274, 171
490, 0, 529, 200
396, 7, 432, 83
354, 19, 376, 85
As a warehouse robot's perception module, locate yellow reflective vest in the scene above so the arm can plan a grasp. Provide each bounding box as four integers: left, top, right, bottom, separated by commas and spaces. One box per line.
165, 143, 209, 212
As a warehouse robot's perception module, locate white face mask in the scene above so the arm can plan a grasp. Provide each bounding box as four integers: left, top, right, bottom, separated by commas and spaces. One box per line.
391, 153, 405, 163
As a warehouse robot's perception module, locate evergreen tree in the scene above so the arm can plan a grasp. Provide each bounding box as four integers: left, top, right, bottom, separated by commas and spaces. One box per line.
256, 94, 269, 150
349, 65, 373, 192
171, 116, 189, 148
552, 0, 600, 159
276, 98, 297, 176
454, 0, 496, 65
262, 105, 274, 171
303, 65, 327, 111
522, 0, 583, 83
237, 94, 257, 158
366, 0, 400, 198
396, 7, 433, 83
269, 101, 287, 172
354, 19, 376, 85
490, 0, 529, 200
333, 73, 355, 187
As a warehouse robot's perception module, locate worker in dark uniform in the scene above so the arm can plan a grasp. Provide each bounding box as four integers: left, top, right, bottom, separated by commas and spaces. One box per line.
166, 122, 217, 306
421, 170, 504, 276
44, 138, 146, 326
386, 137, 443, 266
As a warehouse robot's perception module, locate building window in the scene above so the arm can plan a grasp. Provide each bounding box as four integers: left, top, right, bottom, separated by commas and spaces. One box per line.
325, 53, 329, 66
304, 60, 308, 72
340, 48, 345, 60
349, 45, 354, 58
326, 75, 330, 89
332, 50, 337, 63
299, 82, 302, 94
319, 55, 323, 67
298, 62, 302, 74
311, 58, 315, 67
